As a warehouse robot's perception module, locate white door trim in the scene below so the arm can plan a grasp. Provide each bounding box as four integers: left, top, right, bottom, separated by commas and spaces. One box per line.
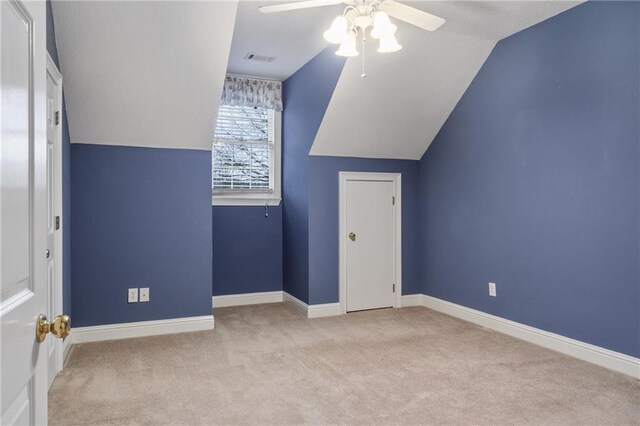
46, 52, 65, 383
339, 172, 402, 315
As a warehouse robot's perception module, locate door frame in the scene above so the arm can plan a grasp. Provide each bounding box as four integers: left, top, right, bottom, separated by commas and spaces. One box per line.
339, 172, 402, 315
46, 52, 65, 379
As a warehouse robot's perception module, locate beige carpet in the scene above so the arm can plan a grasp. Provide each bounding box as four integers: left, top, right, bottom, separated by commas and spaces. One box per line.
49, 303, 639, 425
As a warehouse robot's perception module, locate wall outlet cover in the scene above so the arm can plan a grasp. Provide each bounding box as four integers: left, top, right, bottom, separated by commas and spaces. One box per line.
489, 282, 497, 297
139, 287, 150, 302
128, 288, 139, 303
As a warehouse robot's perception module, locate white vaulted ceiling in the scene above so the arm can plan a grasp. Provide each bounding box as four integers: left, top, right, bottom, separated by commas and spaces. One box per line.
228, 1, 340, 80
311, 26, 495, 159
309, 1, 583, 159
52, 0, 583, 157
51, 1, 238, 150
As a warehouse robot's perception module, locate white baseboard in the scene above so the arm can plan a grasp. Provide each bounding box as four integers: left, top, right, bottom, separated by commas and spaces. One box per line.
419, 294, 639, 379
400, 294, 424, 307
70, 315, 215, 345
308, 302, 341, 318
214, 291, 412, 318
63, 292, 636, 379
62, 340, 74, 366
282, 292, 341, 318
212, 291, 283, 308
282, 291, 308, 316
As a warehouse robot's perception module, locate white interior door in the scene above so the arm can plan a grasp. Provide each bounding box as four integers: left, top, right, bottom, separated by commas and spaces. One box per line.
1, 0, 49, 424
46, 56, 64, 389
344, 179, 396, 312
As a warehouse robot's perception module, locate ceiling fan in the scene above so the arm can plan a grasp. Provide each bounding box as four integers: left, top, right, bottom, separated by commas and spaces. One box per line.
259, 0, 445, 76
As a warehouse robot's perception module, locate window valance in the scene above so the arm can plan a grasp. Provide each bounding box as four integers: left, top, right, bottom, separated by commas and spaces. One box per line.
221, 76, 283, 111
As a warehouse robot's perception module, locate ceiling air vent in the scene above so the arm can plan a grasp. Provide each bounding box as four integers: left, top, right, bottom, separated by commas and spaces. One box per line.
243, 53, 276, 63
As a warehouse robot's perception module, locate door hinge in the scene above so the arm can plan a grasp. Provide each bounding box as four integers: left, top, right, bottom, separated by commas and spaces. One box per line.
55, 216, 60, 230
55, 111, 60, 126
392, 283, 396, 293
392, 196, 395, 205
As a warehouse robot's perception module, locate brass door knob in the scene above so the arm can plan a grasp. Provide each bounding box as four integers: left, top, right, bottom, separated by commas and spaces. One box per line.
348, 232, 356, 241
36, 314, 71, 343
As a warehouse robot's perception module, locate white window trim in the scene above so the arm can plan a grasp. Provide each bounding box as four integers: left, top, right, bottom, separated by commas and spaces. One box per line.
212, 110, 282, 206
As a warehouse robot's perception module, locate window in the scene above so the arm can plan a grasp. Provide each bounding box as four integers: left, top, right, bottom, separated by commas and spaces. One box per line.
212, 105, 281, 205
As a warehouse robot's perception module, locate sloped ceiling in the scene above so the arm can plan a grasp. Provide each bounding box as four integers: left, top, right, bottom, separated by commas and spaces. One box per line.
310, 1, 582, 160
52, 0, 582, 156
51, 1, 238, 150
228, 1, 339, 80
311, 28, 495, 160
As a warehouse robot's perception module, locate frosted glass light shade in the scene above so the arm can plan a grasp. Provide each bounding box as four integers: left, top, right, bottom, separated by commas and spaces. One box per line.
336, 32, 359, 57
378, 33, 402, 53
323, 16, 349, 44
370, 11, 396, 39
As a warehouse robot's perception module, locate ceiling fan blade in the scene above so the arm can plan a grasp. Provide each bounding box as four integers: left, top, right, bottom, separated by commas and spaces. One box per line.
380, 0, 445, 31
259, 0, 344, 14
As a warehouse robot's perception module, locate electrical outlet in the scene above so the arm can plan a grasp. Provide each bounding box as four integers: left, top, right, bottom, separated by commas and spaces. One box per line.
128, 288, 138, 303
489, 282, 497, 297
139, 287, 149, 302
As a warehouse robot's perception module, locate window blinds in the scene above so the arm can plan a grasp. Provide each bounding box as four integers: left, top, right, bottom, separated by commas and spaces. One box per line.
212, 105, 274, 191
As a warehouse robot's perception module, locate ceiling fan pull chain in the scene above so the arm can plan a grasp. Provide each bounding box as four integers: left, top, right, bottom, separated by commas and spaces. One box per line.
361, 32, 367, 78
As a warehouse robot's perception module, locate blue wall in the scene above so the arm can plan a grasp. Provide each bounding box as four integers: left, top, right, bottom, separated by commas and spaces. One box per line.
46, 0, 72, 316
308, 156, 420, 304
212, 206, 282, 295
282, 47, 346, 303
71, 145, 213, 326
419, 1, 639, 357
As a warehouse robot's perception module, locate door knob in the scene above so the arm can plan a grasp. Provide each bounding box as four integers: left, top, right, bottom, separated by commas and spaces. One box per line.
36, 314, 71, 343
348, 232, 356, 241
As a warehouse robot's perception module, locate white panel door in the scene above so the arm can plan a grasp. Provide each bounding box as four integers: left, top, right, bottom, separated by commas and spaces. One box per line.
345, 180, 395, 312
1, 0, 49, 424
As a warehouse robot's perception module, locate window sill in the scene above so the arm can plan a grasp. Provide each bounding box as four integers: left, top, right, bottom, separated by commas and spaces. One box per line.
212, 195, 282, 207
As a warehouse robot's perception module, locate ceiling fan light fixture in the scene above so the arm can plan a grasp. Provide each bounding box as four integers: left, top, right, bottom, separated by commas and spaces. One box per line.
335, 31, 359, 57
377, 33, 402, 53
323, 15, 349, 44
370, 11, 396, 39
263, 0, 445, 75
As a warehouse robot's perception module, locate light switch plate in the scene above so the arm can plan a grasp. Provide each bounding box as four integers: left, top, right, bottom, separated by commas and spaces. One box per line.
128, 288, 138, 303
139, 287, 149, 302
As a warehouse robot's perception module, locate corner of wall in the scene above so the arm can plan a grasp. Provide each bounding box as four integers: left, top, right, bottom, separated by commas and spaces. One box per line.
281, 47, 346, 304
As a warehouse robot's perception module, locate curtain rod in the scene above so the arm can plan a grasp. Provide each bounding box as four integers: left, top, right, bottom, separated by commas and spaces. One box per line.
226, 73, 283, 83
